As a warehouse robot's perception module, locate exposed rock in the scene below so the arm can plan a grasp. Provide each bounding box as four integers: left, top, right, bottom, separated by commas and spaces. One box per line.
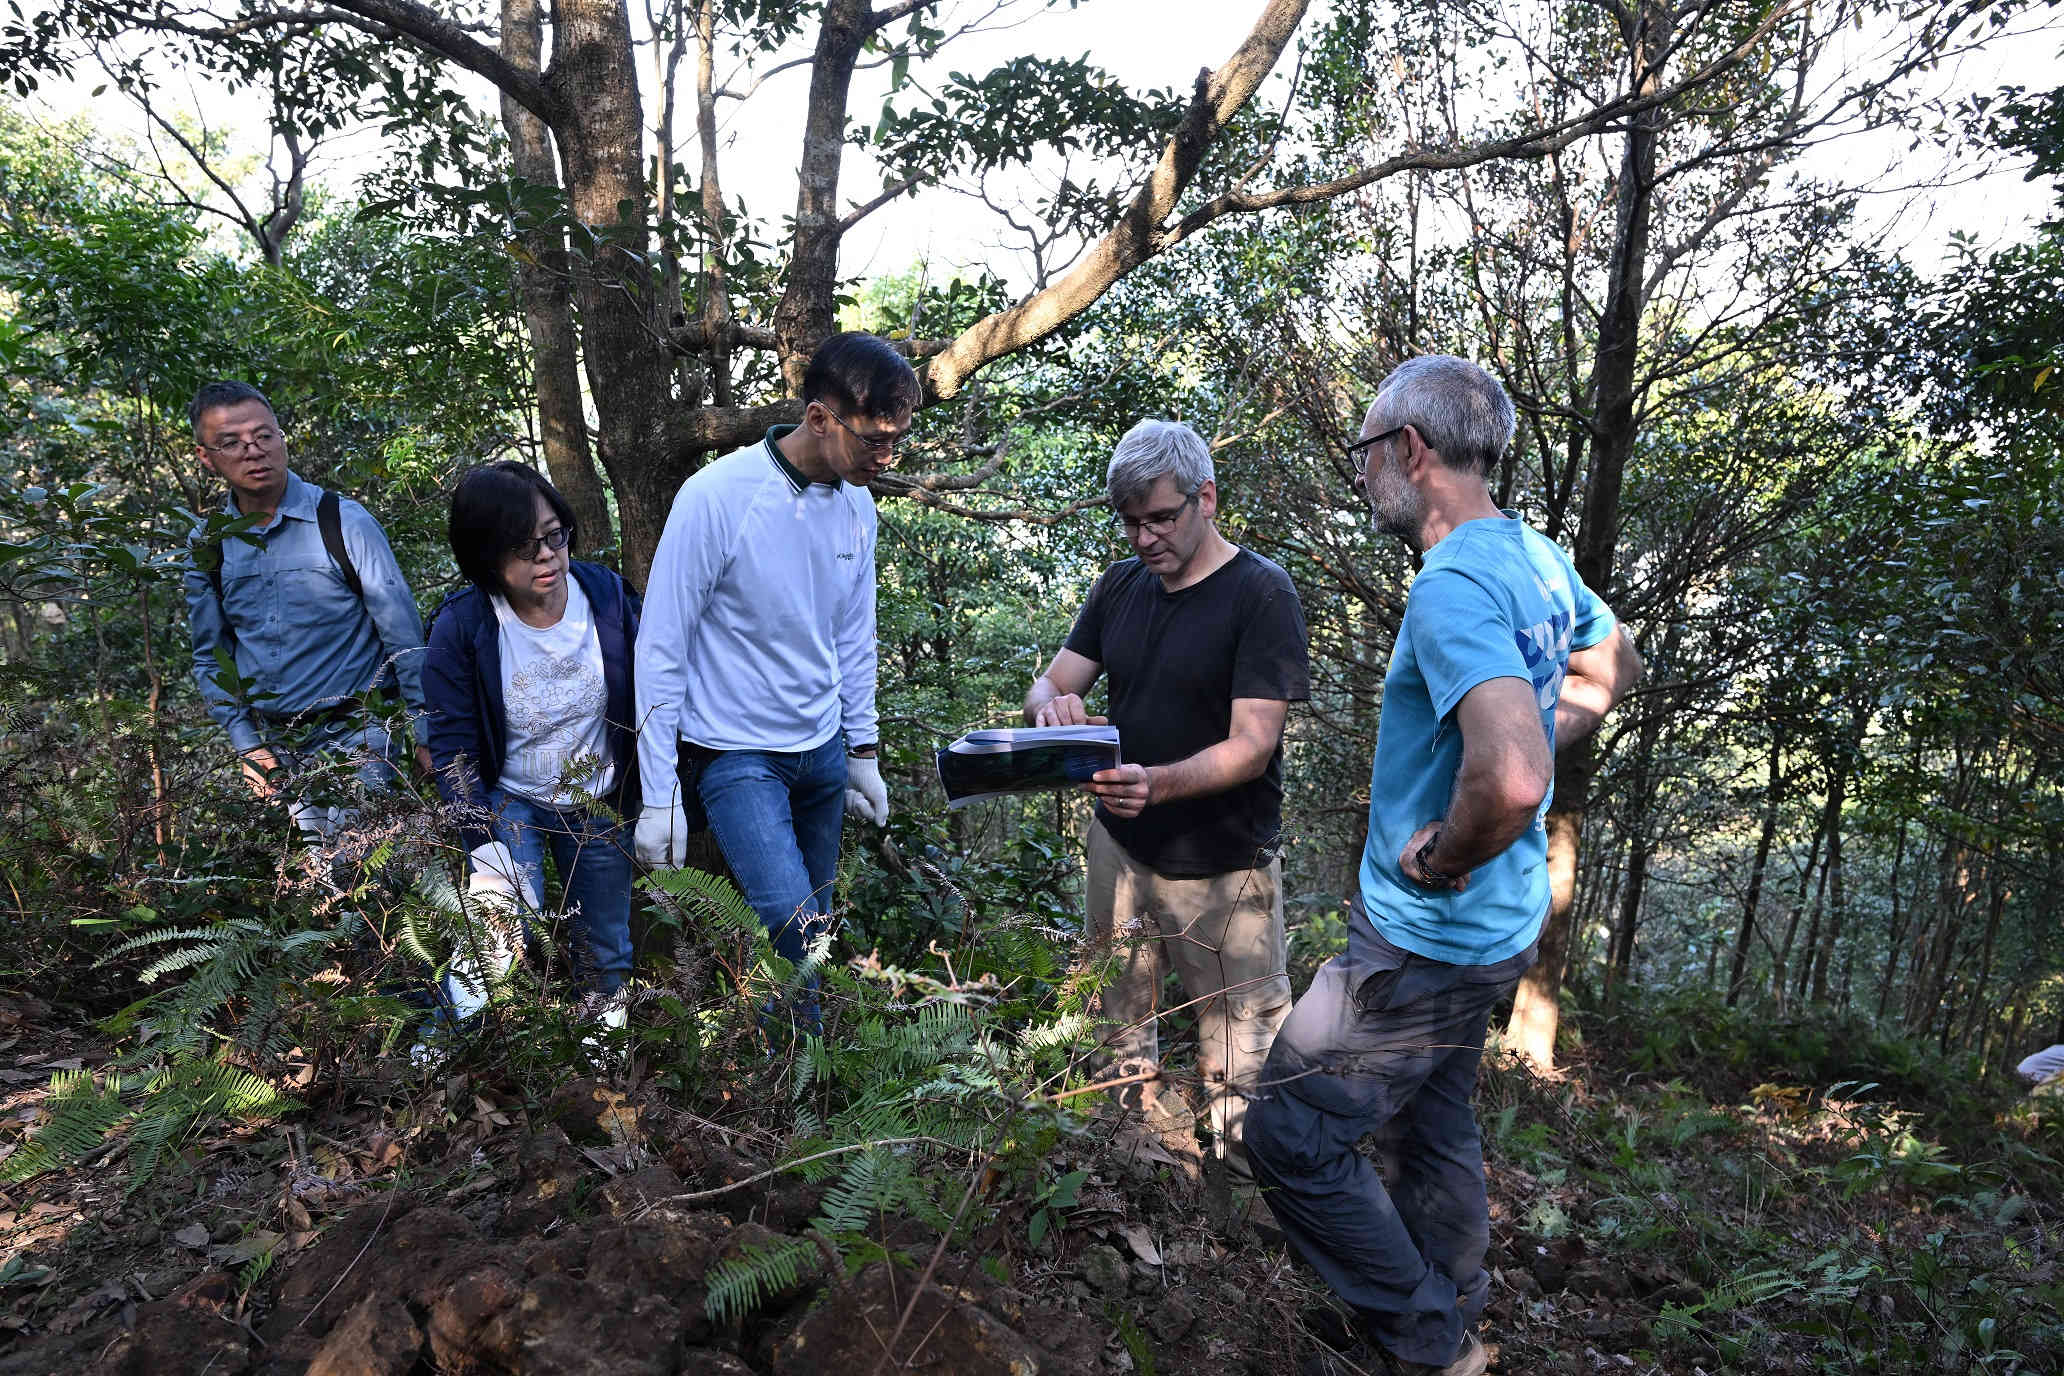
596, 1164, 685, 1218
1076, 1243, 1130, 1299
426, 1263, 522, 1370
1144, 1292, 1198, 1343
503, 1127, 589, 1234
306, 1293, 424, 1376
544, 1079, 640, 1146
474, 1270, 685, 1375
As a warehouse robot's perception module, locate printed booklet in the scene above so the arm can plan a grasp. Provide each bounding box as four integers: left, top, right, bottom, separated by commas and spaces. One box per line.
935, 725, 1122, 809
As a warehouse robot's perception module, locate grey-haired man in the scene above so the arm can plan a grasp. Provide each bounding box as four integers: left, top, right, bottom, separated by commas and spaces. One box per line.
1025, 418, 1310, 1174
1245, 357, 1641, 1376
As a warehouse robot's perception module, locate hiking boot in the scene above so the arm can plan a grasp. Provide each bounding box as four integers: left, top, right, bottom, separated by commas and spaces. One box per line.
1300, 1331, 1487, 1376
1387, 1332, 1489, 1376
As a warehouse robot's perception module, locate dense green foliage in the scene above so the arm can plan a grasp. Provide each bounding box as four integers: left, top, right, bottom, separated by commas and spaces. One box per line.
1, 3, 2061, 1370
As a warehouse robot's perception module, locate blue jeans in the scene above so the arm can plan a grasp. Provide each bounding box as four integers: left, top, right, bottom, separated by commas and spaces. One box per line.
696, 736, 846, 980
1245, 911, 1533, 1368
487, 790, 635, 995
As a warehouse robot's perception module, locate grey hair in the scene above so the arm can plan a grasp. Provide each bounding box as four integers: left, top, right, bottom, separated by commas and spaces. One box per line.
1105, 418, 1214, 509
1371, 355, 1515, 475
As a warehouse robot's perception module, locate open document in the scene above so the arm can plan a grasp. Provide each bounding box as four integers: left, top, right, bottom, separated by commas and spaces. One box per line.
935, 725, 1122, 809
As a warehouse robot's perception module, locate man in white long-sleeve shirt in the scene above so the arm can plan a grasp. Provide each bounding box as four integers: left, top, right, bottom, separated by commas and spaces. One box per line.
634, 333, 913, 1032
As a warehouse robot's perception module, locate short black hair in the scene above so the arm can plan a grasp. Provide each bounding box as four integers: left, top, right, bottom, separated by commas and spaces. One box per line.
188, 381, 276, 434
801, 332, 921, 421
448, 462, 579, 594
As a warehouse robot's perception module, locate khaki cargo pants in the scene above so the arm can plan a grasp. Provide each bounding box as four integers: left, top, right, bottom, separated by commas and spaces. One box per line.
1085, 815, 1293, 1154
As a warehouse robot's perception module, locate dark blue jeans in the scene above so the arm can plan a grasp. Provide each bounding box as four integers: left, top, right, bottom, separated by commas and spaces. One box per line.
487, 789, 635, 995
1245, 913, 1533, 1368
696, 736, 845, 978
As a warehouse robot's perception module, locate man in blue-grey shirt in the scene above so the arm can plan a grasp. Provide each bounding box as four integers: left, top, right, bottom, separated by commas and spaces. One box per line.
183, 381, 430, 835
1245, 357, 1642, 1376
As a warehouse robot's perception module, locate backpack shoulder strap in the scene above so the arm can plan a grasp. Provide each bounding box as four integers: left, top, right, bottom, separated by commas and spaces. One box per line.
317, 488, 364, 601
194, 530, 226, 603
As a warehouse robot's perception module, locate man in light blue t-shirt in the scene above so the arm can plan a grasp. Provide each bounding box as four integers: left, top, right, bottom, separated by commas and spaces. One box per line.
1246, 356, 1641, 1376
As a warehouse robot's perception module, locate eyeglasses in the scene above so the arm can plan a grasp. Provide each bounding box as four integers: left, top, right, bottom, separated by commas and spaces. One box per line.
823, 409, 903, 456
1347, 425, 1406, 469
511, 526, 572, 561
1112, 490, 1200, 538
200, 428, 282, 456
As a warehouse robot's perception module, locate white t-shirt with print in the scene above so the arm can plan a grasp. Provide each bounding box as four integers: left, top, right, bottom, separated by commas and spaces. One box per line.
493, 575, 613, 804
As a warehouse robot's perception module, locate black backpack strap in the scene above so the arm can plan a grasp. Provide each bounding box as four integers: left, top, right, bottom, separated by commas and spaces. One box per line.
317, 488, 364, 600
195, 531, 226, 603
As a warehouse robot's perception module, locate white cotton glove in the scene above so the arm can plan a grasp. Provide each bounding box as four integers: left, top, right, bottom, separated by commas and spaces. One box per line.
467, 841, 540, 911
635, 801, 690, 868
844, 754, 888, 827
444, 843, 528, 1019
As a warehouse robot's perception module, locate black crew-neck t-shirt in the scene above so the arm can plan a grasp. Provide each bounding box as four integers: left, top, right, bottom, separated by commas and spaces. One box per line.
1064, 548, 1310, 878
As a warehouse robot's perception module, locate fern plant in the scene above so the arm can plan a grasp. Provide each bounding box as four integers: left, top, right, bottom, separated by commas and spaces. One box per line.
1, 1054, 296, 1191
2, 907, 368, 1192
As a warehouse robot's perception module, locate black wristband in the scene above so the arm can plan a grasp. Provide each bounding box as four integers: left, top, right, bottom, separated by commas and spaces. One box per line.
1415, 831, 1461, 889
847, 743, 878, 758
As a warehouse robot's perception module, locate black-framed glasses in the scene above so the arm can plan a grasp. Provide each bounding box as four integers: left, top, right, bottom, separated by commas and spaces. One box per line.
199, 427, 283, 456
824, 408, 902, 456
1112, 489, 1200, 538
511, 526, 572, 561
1346, 425, 1406, 469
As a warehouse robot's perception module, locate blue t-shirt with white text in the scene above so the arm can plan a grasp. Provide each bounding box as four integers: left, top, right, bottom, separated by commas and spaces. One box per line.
1358, 514, 1616, 965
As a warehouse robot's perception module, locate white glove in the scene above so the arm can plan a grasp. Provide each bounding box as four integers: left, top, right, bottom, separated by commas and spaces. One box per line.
468, 841, 540, 911
844, 754, 888, 827
635, 801, 689, 868
446, 842, 528, 1019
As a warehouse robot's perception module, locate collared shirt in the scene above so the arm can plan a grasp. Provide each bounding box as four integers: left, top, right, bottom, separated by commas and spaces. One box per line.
184, 471, 428, 754
635, 427, 878, 803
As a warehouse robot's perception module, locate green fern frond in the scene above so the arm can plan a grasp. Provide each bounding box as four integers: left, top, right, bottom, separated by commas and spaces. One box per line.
642, 866, 764, 942
703, 1235, 818, 1325
0, 1068, 132, 1183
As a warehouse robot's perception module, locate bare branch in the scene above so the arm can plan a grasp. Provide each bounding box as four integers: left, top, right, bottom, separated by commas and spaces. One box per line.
923, 0, 1316, 399
311, 0, 561, 124
838, 173, 923, 232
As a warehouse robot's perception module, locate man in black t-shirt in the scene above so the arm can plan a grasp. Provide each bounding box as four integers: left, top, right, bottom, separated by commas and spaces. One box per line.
1025, 418, 1310, 1175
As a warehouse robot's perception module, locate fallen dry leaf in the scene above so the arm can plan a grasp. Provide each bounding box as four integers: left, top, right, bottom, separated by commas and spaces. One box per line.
1114, 1222, 1162, 1266
208, 1230, 281, 1266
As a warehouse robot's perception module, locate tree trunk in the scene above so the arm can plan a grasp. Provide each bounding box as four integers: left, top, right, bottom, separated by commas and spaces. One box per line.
503, 0, 613, 557
1874, 820, 1909, 1020
1775, 788, 1832, 1005
547, 0, 682, 587
1505, 0, 1670, 1068
772, 0, 873, 391
1729, 730, 1785, 1005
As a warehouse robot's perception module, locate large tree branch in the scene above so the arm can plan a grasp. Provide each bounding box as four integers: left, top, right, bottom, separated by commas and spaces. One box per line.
922, 0, 1313, 399
1152, 5, 1792, 258
315, 0, 562, 124
673, 320, 948, 358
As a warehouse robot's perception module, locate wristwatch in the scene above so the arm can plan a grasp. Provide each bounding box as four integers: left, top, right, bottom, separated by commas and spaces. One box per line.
1414, 831, 1462, 890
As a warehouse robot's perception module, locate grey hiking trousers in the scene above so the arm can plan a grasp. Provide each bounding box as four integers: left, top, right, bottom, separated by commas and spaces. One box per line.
1245, 911, 1533, 1368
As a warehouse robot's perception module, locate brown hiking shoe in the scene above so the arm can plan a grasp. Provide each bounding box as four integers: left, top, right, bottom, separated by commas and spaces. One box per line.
1302, 1331, 1489, 1376
1387, 1331, 1489, 1376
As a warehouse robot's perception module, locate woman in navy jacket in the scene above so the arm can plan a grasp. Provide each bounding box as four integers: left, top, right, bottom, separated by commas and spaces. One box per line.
423, 462, 641, 999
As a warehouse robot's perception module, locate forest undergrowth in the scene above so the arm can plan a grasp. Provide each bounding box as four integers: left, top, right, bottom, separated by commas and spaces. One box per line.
0, 771, 2058, 1376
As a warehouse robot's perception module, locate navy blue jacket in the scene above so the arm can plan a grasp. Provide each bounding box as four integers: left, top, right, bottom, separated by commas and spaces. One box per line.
423, 561, 641, 849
